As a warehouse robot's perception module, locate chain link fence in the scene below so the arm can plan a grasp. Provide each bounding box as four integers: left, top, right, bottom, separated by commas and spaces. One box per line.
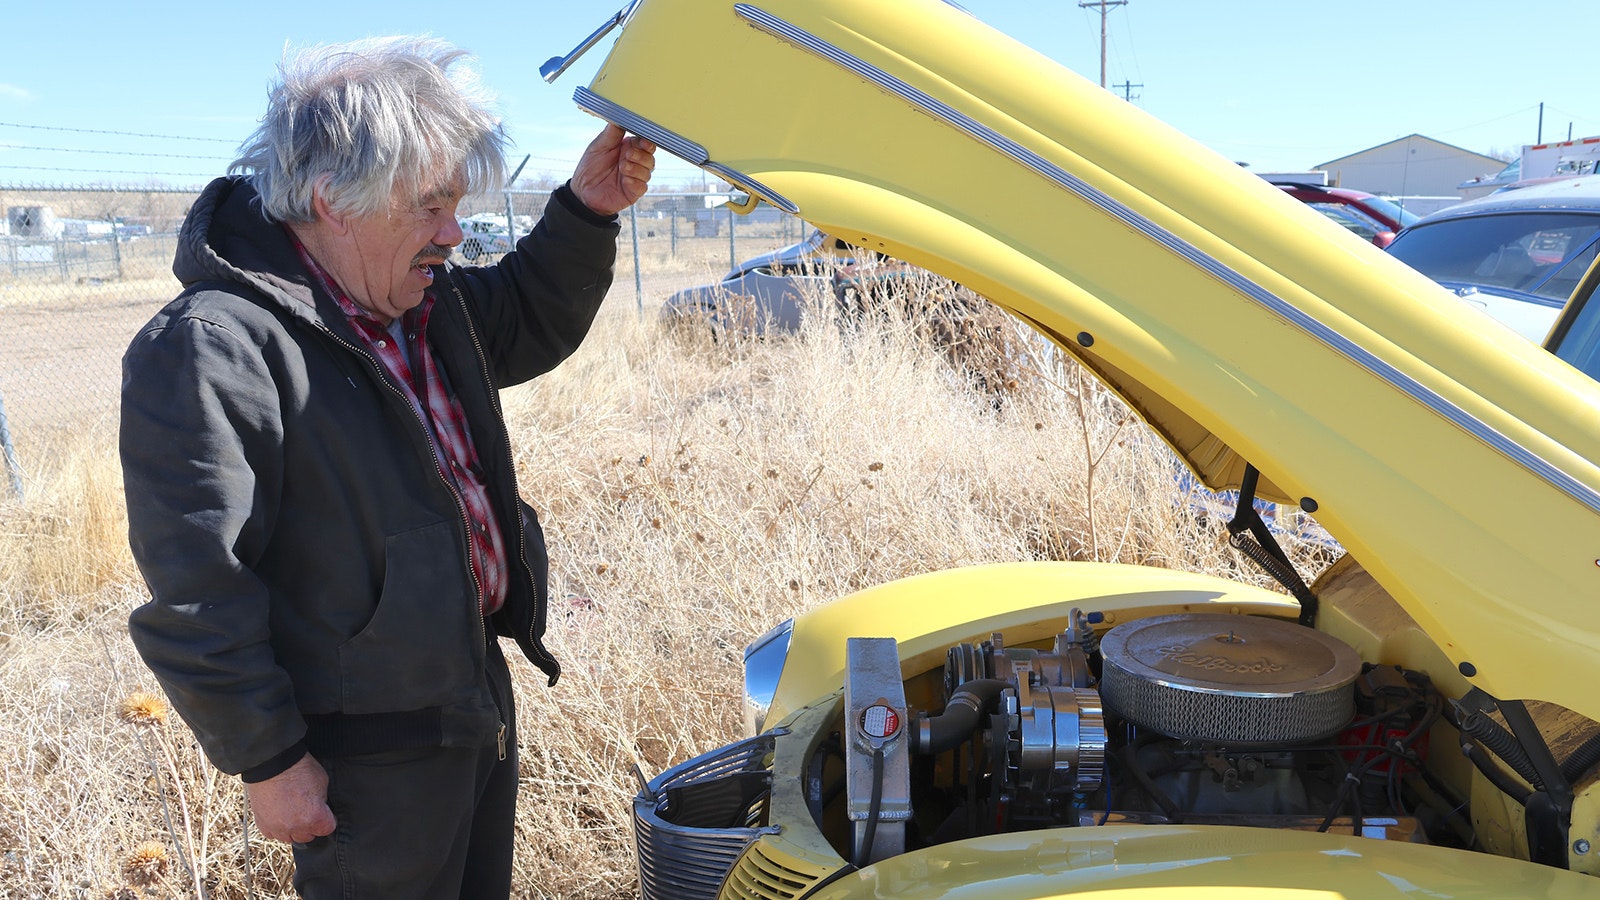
0, 184, 808, 498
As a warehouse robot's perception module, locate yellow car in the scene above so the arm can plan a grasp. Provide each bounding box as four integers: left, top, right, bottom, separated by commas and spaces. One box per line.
547, 1, 1600, 897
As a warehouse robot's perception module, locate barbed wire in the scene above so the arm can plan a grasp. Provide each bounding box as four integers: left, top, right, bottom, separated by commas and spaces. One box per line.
0, 164, 222, 179
0, 121, 239, 144
0, 144, 234, 162
0, 182, 206, 194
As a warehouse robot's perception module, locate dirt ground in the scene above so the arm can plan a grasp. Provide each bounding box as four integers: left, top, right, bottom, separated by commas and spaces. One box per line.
1, 279, 176, 443
0, 258, 729, 468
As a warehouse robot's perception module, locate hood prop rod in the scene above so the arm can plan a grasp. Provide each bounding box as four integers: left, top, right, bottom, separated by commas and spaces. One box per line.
1225, 464, 1319, 627
1456, 688, 1573, 869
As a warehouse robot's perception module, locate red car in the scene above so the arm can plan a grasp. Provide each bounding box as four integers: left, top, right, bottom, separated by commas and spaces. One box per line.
1273, 181, 1420, 248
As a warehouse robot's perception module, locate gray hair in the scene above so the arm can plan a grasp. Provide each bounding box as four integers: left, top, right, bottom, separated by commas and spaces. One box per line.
232, 36, 508, 223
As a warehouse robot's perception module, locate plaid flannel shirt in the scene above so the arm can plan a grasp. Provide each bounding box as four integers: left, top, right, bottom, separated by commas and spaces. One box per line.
292, 238, 508, 615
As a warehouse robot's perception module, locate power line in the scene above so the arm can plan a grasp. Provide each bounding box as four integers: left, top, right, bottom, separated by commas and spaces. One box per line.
1429, 105, 1541, 137
0, 121, 238, 144
1116, 4, 1144, 90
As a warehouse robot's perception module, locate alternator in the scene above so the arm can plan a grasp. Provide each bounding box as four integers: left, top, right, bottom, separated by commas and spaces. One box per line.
1005, 661, 1107, 794
948, 611, 1108, 798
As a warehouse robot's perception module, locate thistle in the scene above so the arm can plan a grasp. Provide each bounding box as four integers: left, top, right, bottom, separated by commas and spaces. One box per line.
120, 839, 169, 886
118, 691, 169, 728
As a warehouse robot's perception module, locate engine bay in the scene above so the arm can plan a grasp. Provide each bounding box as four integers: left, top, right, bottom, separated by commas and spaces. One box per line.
634, 590, 1600, 899
829, 611, 1464, 866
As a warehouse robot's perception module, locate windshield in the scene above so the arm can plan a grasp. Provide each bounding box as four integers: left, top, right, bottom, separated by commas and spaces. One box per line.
1361, 195, 1422, 228
1387, 211, 1600, 302
1306, 202, 1388, 241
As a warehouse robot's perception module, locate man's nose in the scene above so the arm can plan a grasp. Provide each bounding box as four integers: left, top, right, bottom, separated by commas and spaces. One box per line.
438, 216, 464, 249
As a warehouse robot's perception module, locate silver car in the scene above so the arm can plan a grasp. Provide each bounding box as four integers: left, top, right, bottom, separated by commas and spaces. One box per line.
1386, 175, 1600, 342
456, 216, 514, 261
659, 229, 868, 335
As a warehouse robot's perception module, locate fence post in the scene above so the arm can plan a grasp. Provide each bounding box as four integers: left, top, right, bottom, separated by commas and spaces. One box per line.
0, 386, 23, 500
727, 203, 736, 273
629, 204, 642, 316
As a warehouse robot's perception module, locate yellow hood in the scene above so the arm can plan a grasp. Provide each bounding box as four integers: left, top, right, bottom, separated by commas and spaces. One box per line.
578, 0, 1600, 720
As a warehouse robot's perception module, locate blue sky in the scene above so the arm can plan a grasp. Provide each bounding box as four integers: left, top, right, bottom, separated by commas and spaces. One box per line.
2, 1, 1593, 191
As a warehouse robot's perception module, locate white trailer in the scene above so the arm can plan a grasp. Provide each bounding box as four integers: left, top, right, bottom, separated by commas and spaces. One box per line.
1521, 135, 1600, 180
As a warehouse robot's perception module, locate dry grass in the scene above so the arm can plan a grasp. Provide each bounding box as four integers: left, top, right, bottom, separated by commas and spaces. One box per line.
0, 273, 1334, 898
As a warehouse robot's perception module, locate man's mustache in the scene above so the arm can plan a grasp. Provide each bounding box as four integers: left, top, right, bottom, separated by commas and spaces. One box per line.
412, 244, 453, 266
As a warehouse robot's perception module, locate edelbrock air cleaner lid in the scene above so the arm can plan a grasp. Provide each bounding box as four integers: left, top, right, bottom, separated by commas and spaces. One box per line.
1099, 613, 1362, 745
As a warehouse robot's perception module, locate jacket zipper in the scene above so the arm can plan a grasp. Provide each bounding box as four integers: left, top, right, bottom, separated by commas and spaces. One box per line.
317, 320, 506, 758
449, 280, 558, 681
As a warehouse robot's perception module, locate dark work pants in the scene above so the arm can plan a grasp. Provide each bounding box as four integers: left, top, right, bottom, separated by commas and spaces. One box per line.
291, 642, 519, 900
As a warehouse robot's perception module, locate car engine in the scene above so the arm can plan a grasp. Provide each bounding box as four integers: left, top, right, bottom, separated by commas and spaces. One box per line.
838, 611, 1448, 864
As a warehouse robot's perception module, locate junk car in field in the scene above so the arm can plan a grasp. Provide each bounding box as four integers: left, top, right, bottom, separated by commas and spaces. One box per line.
658, 228, 864, 335
658, 227, 982, 339
547, 1, 1600, 897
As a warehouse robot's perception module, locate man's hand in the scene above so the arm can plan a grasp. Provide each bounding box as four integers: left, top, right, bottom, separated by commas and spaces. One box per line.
571, 123, 658, 217
246, 753, 337, 844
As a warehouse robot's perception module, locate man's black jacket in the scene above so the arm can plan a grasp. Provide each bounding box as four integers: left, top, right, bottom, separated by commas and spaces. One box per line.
121, 176, 617, 780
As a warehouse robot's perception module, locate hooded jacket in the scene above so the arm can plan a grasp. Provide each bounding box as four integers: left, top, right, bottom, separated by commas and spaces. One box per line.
121, 176, 618, 779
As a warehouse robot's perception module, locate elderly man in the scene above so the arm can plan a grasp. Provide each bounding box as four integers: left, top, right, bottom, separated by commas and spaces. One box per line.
120, 37, 654, 897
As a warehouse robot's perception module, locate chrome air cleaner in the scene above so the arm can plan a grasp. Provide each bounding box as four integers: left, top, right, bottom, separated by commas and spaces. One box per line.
1099, 613, 1361, 745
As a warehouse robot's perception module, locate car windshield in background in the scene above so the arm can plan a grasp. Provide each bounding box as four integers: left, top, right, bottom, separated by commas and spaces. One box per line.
1386, 211, 1600, 303
1360, 195, 1422, 230
1304, 201, 1393, 243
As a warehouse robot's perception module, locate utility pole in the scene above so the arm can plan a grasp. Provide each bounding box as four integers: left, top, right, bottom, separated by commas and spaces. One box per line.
1114, 80, 1143, 102
1079, 0, 1127, 89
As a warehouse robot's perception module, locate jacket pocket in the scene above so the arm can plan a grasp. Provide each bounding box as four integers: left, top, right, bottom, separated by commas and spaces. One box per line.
337, 521, 477, 714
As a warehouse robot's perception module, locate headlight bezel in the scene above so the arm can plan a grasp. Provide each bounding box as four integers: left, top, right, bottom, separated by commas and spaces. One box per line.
743, 617, 794, 735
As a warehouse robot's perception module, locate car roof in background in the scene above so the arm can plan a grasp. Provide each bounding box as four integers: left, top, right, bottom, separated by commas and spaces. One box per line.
1421, 175, 1600, 221
1270, 181, 1377, 200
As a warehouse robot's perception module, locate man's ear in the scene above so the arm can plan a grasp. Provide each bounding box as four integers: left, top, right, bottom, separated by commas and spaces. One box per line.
310, 175, 349, 235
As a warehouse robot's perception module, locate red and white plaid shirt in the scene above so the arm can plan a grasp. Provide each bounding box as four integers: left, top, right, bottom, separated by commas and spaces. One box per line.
292, 238, 508, 615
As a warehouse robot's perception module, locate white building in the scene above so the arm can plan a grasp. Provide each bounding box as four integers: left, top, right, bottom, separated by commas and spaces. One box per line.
1316, 135, 1506, 215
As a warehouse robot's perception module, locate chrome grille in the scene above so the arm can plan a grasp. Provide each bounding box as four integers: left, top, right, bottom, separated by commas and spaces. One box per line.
634, 734, 778, 900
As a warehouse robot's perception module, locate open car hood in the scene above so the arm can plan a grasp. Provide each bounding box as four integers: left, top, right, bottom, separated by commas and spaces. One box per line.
576, 0, 1600, 721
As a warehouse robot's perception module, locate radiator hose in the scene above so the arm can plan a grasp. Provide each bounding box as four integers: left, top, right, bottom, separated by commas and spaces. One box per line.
913, 679, 1008, 755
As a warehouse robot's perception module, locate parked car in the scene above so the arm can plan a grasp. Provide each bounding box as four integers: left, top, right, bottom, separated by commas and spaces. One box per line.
1272, 181, 1419, 248
1385, 175, 1600, 343
455, 215, 514, 261
555, 0, 1600, 896
659, 228, 985, 343
659, 228, 864, 334
112, 219, 153, 239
